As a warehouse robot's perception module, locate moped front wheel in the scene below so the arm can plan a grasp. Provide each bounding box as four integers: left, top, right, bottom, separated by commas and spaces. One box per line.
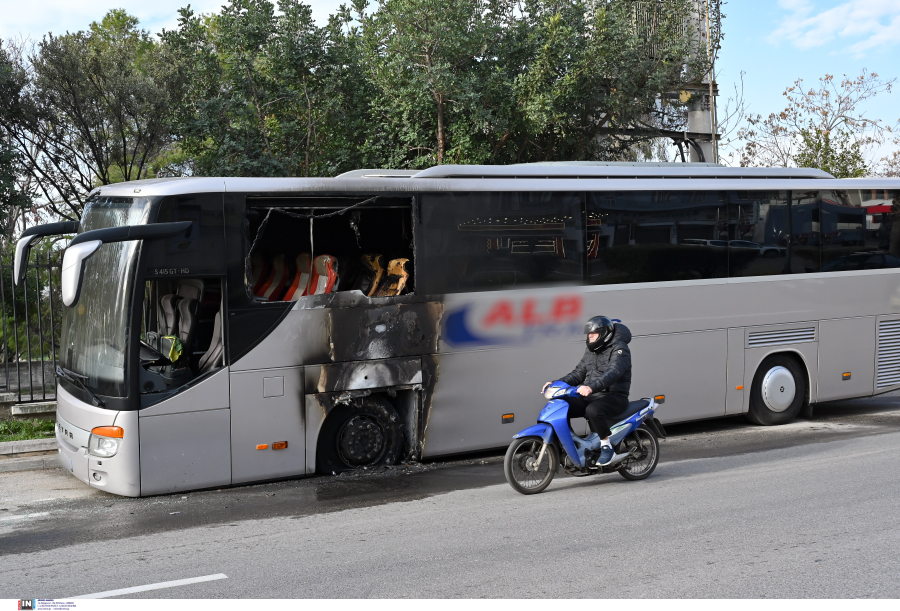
504, 436, 559, 495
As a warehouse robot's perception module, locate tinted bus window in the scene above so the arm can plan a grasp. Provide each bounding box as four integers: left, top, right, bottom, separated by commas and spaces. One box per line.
586, 191, 728, 284
821, 189, 900, 272
418, 192, 584, 294
727, 190, 818, 276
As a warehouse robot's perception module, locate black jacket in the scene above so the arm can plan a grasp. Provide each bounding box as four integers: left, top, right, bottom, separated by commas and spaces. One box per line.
559, 323, 632, 396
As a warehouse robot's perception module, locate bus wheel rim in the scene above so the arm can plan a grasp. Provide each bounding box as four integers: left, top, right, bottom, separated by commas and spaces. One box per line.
337, 415, 386, 467
761, 365, 796, 412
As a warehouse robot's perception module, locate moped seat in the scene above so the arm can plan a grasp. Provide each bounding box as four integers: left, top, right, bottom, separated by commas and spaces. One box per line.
615, 399, 650, 421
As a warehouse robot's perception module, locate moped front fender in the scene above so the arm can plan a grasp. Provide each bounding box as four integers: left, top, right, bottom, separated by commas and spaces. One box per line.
512, 423, 555, 444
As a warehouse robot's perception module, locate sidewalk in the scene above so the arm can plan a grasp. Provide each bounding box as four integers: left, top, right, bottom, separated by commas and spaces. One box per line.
0, 438, 59, 473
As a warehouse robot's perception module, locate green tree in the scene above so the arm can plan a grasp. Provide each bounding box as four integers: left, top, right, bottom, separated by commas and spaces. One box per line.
162, 0, 370, 177
0, 10, 179, 220
738, 71, 894, 171
356, 0, 711, 168
794, 125, 867, 178
0, 139, 31, 240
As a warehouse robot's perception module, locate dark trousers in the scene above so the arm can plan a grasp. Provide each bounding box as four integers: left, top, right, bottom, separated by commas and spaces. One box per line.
563, 393, 629, 439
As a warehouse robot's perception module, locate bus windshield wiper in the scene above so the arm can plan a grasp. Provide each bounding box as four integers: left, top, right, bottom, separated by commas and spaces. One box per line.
57, 365, 105, 407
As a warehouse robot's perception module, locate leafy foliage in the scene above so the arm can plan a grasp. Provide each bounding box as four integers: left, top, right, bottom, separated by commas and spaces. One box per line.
0, 11, 180, 221
0, 418, 55, 442
738, 71, 895, 172
162, 0, 712, 174
794, 126, 868, 178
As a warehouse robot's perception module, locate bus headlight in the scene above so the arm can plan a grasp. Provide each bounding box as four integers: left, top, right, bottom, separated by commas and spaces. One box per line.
88, 426, 123, 458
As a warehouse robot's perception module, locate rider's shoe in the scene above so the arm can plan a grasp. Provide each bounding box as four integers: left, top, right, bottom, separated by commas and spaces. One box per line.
597, 445, 615, 466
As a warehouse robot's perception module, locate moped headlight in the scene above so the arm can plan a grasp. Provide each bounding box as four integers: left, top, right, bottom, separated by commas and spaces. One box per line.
88, 426, 123, 458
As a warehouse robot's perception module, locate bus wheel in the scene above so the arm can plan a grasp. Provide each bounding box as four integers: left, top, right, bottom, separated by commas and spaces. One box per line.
316, 395, 403, 474
746, 354, 807, 426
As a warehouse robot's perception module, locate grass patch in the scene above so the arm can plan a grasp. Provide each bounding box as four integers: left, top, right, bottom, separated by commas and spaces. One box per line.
0, 418, 55, 443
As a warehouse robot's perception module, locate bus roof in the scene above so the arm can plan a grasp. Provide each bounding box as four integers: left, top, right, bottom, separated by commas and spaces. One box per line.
91, 164, 900, 199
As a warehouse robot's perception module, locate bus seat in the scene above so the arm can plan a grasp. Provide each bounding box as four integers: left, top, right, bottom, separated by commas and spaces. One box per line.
159, 294, 181, 336
176, 279, 204, 303
372, 258, 410, 297
199, 311, 223, 374
176, 297, 199, 358
310, 255, 339, 295
283, 253, 311, 301
360, 254, 386, 297
257, 254, 288, 301
250, 252, 270, 296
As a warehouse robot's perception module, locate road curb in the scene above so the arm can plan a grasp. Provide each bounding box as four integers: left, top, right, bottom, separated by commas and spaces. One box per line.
0, 452, 60, 473
0, 438, 57, 455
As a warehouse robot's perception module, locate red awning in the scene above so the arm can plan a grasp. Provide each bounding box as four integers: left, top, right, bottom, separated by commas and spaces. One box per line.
867, 205, 892, 213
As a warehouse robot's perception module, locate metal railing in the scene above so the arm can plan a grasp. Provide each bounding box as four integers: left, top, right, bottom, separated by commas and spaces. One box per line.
0, 250, 62, 403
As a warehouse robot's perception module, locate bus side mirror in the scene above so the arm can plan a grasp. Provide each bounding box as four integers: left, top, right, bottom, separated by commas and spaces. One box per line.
13, 235, 38, 286
13, 220, 80, 287
61, 240, 102, 307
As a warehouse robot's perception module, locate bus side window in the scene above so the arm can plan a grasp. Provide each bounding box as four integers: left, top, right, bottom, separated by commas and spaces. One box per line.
244, 201, 415, 300
727, 190, 818, 277
821, 189, 899, 273
140, 278, 224, 392
418, 192, 584, 294
587, 191, 728, 285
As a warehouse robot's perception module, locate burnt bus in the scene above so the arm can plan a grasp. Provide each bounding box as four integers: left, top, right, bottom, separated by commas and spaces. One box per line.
15, 163, 900, 496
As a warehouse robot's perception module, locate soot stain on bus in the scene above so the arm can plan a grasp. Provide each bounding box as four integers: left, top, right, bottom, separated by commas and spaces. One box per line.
304, 298, 443, 464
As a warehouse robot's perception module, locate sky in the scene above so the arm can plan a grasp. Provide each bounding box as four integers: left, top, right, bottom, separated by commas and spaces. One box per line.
3, 0, 900, 158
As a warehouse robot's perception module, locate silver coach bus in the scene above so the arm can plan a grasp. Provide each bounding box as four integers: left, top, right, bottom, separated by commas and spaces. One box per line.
15, 163, 900, 496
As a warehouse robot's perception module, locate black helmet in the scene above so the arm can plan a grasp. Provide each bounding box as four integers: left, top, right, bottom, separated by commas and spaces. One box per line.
584, 315, 615, 353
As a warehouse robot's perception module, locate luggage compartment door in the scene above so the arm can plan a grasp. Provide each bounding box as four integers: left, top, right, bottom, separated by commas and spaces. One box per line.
230, 367, 305, 484
629, 329, 727, 423
818, 317, 876, 401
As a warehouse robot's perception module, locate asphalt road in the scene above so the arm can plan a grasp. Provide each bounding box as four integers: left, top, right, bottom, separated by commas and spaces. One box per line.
2, 394, 900, 598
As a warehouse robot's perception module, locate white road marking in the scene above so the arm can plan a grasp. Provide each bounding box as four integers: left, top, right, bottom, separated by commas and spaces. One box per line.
0, 512, 49, 522
70, 573, 228, 599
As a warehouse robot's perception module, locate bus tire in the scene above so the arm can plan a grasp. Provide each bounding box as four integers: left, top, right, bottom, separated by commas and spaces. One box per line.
316, 395, 404, 475
746, 354, 807, 426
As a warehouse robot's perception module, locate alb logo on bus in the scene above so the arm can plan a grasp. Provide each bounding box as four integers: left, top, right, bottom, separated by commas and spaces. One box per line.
443, 294, 585, 347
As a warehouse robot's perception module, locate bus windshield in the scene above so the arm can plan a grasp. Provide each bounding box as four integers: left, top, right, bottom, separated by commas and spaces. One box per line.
59, 197, 151, 398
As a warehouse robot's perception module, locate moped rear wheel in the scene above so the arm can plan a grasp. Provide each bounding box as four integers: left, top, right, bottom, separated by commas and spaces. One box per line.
504, 436, 558, 495
617, 425, 659, 481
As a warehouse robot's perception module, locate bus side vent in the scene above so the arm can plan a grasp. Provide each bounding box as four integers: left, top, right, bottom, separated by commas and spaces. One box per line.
876, 320, 900, 389
747, 327, 816, 348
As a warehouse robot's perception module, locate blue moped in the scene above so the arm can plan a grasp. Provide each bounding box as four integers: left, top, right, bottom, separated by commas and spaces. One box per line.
504, 382, 667, 494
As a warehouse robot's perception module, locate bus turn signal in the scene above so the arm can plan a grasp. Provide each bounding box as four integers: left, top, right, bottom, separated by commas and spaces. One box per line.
273, 441, 288, 450
256, 444, 269, 450
91, 426, 124, 438
736, 385, 744, 390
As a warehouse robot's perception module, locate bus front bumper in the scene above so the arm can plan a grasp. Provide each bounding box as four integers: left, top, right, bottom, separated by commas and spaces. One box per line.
56, 386, 140, 497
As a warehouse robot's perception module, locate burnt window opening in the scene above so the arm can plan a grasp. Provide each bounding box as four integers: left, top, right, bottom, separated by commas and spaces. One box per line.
140, 277, 224, 393
245, 198, 415, 301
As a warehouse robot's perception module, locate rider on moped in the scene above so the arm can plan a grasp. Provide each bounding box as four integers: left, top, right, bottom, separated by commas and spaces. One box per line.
542, 316, 633, 467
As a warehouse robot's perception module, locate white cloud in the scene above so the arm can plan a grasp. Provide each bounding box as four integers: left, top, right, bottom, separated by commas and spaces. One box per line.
769, 0, 900, 56
0, 1, 347, 42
